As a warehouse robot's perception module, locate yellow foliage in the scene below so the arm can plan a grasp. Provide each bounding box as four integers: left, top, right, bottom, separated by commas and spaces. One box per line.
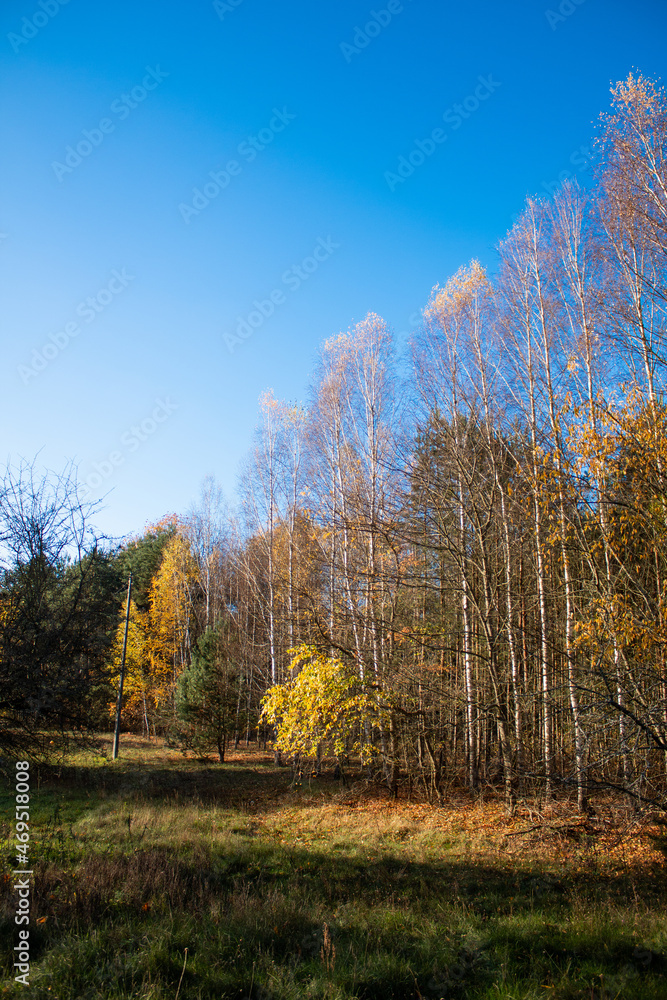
109, 598, 148, 725
260, 645, 386, 761
424, 260, 490, 324
145, 532, 197, 708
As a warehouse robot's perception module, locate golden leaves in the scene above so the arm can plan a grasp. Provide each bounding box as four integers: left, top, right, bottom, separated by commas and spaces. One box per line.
424, 260, 490, 325
261, 644, 385, 760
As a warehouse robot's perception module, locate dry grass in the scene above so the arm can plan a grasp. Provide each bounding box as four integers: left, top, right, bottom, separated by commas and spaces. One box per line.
1, 737, 666, 999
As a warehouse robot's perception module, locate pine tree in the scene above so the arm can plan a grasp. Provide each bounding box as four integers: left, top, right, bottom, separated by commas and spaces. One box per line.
172, 625, 239, 761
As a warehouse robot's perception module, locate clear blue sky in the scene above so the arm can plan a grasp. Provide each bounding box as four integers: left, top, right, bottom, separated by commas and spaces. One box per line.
2, 0, 666, 541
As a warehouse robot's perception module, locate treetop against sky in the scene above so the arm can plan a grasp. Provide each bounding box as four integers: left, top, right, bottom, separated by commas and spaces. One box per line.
2, 0, 665, 539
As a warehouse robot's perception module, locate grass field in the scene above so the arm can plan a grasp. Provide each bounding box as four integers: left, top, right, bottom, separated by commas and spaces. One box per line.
1, 737, 667, 999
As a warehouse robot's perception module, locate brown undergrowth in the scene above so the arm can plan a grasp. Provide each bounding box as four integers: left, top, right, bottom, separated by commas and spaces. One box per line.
1, 737, 666, 999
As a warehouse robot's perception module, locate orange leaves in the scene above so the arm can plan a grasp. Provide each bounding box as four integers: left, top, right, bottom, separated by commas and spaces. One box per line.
108, 597, 148, 719
146, 532, 197, 692
424, 260, 490, 326
387, 626, 412, 646
600, 72, 666, 157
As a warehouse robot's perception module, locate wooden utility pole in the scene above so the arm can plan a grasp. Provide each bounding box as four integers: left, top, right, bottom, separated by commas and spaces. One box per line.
112, 572, 132, 760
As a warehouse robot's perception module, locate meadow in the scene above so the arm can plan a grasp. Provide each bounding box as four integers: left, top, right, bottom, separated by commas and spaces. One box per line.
1, 738, 666, 999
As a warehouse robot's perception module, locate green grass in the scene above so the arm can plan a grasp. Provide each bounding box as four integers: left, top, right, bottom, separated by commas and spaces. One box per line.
1, 737, 666, 999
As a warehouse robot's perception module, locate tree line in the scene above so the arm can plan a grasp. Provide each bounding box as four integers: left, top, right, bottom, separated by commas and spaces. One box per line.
2, 73, 667, 813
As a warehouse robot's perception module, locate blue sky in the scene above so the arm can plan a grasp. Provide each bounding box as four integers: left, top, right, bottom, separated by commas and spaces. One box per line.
2, 0, 666, 541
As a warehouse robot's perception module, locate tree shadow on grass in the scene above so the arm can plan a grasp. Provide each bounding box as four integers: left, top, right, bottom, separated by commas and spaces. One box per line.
32, 758, 298, 813
2, 836, 666, 999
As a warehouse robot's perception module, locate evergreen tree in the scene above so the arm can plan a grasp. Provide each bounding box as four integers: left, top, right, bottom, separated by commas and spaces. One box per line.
172, 625, 239, 761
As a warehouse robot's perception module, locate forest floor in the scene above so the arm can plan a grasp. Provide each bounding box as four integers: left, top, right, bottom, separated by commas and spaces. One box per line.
1, 736, 667, 999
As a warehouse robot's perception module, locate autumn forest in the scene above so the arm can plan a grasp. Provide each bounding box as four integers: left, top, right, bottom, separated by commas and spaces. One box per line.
3, 73, 667, 822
